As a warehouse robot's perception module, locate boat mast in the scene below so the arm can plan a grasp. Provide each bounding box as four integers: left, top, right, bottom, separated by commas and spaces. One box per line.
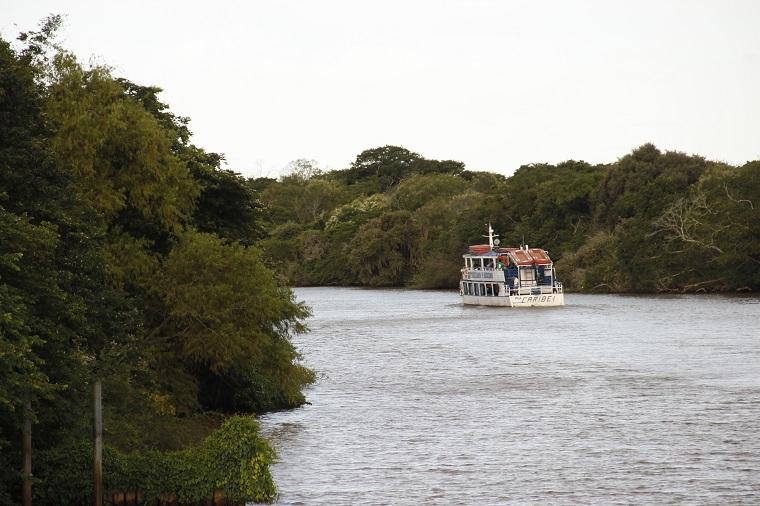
483, 223, 499, 249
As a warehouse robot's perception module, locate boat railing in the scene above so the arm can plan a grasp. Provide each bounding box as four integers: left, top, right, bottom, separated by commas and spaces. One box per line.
505, 282, 563, 296
461, 267, 563, 295
461, 267, 504, 281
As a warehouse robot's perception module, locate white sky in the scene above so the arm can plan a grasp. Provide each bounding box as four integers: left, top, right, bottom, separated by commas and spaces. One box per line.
2, 1, 759, 178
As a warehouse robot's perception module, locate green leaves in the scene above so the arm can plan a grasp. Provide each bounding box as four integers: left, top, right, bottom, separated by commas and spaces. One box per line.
35, 415, 277, 504
190, 159, 265, 245
147, 231, 313, 413
348, 211, 420, 286
46, 53, 199, 229
152, 230, 308, 373
258, 143, 759, 293
0, 207, 61, 415
2, 22, 314, 501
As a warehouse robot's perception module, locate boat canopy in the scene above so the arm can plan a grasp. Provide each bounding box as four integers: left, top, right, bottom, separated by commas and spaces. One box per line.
526, 248, 552, 266
468, 244, 492, 255
501, 248, 553, 266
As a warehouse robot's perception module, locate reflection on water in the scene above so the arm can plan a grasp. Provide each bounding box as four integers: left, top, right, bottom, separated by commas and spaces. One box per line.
260, 289, 760, 505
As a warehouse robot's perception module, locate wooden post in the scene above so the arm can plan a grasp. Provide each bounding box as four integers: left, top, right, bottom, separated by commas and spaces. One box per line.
22, 398, 32, 506
93, 380, 103, 506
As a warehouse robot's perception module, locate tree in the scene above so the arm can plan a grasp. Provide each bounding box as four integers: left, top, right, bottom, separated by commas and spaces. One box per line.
281, 159, 322, 183
347, 211, 420, 285
150, 231, 313, 411
187, 148, 265, 245
262, 175, 347, 225
343, 146, 421, 188
390, 173, 466, 211
649, 161, 760, 290
46, 51, 199, 231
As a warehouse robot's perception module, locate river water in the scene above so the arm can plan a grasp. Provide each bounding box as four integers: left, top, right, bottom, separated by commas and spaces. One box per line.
259, 288, 760, 505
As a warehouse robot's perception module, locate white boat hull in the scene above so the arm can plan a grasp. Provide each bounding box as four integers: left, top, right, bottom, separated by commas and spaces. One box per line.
462, 293, 564, 307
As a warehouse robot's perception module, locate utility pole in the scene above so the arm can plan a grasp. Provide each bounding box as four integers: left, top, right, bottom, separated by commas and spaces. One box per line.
22, 398, 32, 506
93, 380, 103, 506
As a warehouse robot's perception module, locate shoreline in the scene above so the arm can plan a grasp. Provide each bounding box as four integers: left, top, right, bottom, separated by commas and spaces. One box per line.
289, 284, 759, 295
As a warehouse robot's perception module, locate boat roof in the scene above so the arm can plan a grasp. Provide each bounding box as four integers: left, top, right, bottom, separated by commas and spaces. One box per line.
464, 246, 553, 266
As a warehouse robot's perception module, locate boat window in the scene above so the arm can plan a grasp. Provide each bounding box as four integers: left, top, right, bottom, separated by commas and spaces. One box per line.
520, 269, 536, 286
485, 284, 491, 296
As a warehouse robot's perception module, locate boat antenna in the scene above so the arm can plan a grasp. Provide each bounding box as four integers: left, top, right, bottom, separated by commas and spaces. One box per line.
483, 223, 499, 248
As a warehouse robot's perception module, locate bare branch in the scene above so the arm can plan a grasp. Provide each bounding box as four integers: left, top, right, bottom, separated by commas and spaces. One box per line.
724, 183, 754, 209
571, 216, 584, 235
651, 190, 725, 254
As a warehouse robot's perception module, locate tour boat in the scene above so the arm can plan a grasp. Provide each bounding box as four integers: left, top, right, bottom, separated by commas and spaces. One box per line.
460, 225, 565, 307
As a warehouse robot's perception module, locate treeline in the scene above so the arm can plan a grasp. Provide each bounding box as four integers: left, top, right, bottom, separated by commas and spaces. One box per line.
257, 147, 759, 292
1, 18, 311, 503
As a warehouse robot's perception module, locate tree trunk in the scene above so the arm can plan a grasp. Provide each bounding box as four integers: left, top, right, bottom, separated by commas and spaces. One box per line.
93, 380, 103, 506
22, 398, 32, 506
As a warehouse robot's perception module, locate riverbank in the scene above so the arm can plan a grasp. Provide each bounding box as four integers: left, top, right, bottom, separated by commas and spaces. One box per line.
289, 282, 759, 294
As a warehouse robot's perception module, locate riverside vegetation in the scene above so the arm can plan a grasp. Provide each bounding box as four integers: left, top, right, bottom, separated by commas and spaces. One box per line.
258, 145, 759, 293
1, 18, 309, 504
2, 15, 759, 506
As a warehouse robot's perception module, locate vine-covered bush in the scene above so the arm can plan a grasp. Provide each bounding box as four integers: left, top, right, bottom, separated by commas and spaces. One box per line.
34, 416, 276, 504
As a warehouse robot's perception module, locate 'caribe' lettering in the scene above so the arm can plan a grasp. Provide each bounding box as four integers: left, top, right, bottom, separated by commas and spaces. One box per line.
514, 295, 556, 304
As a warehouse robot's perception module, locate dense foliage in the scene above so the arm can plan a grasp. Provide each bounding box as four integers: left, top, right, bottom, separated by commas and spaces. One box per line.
259, 147, 759, 292
35, 416, 276, 504
1, 19, 310, 504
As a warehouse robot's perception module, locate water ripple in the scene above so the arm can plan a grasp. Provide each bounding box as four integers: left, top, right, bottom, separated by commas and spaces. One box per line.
261, 289, 760, 505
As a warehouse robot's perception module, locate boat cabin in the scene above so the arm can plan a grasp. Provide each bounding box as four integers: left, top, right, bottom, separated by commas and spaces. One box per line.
461, 245, 559, 297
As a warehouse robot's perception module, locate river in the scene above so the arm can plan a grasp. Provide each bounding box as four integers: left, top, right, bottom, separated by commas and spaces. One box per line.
259, 288, 760, 505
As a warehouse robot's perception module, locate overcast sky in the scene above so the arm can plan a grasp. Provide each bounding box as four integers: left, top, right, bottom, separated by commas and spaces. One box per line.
2, 1, 759, 178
